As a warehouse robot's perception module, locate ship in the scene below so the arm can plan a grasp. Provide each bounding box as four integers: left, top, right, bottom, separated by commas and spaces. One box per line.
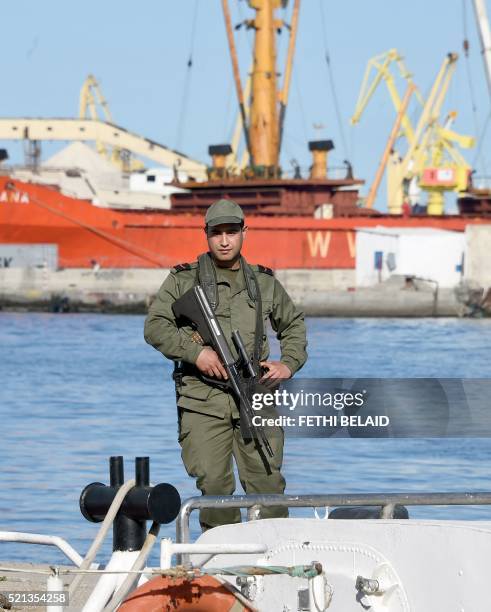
0, 1, 490, 282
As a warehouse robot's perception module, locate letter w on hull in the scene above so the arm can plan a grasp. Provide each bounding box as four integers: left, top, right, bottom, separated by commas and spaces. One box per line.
307, 231, 331, 258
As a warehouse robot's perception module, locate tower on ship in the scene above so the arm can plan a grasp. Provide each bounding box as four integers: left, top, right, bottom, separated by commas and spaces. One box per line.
171, 0, 367, 218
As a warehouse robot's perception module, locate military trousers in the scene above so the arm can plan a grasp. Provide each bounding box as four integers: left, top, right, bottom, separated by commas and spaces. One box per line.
178, 405, 288, 529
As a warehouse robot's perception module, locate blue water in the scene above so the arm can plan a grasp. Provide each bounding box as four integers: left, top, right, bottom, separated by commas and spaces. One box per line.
1, 313, 491, 565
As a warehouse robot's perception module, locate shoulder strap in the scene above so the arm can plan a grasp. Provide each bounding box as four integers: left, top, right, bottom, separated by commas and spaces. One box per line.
241, 256, 264, 371
197, 253, 219, 310
241, 256, 259, 302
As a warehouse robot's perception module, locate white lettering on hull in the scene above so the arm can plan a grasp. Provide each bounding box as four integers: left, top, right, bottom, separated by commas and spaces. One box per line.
306, 231, 331, 258
0, 190, 30, 204
346, 231, 356, 258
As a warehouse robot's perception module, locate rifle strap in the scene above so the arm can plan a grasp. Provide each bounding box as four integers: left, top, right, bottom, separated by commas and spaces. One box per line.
197, 253, 219, 310
197, 252, 264, 372
241, 256, 264, 373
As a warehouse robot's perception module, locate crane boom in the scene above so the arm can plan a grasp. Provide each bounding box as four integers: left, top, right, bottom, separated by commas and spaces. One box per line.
0, 118, 207, 179
394, 53, 458, 183
79, 74, 114, 123
365, 84, 416, 209
351, 49, 424, 144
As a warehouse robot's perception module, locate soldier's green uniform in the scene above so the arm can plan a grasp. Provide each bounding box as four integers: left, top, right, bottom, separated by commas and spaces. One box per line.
144, 201, 307, 528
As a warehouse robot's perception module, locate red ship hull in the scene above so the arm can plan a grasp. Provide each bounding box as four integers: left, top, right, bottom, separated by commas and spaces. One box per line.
0, 177, 488, 270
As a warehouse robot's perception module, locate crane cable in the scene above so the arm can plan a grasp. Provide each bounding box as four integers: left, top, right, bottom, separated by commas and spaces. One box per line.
463, 0, 491, 175
463, 0, 480, 134
318, 0, 349, 162
275, 1, 308, 168
291, 65, 308, 146
176, 0, 199, 151
462, 0, 486, 173
464, 0, 491, 175
472, 109, 491, 170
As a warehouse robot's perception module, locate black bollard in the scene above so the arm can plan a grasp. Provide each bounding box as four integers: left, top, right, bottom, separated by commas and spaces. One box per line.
135, 456, 149, 487
113, 456, 145, 552
80, 456, 181, 552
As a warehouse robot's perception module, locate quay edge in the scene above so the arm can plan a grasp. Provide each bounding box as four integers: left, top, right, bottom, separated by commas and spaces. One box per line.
0, 268, 465, 317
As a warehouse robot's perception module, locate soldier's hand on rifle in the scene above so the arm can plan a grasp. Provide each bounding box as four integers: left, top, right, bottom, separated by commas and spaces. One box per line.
196, 347, 228, 380
259, 361, 292, 387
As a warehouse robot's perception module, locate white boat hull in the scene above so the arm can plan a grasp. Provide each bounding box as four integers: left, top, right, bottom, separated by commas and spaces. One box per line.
193, 518, 491, 611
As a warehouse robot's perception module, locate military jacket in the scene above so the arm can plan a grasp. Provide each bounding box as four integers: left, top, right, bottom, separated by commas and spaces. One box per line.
144, 257, 307, 418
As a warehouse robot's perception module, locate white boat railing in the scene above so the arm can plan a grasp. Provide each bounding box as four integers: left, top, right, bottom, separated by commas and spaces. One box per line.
0, 531, 85, 567
176, 491, 491, 547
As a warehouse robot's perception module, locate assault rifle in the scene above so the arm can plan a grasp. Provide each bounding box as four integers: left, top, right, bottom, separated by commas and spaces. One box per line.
172, 285, 274, 458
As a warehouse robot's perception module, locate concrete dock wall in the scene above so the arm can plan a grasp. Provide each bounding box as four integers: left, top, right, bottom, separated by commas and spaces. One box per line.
465, 225, 491, 288
0, 267, 461, 316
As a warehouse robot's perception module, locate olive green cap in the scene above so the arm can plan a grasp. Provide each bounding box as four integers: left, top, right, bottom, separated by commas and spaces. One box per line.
205, 199, 244, 227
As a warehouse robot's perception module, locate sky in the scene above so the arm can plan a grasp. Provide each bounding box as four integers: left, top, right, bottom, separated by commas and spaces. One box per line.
1, 0, 491, 211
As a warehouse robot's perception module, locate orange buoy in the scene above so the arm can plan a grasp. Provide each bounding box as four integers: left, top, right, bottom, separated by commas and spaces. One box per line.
118, 574, 253, 611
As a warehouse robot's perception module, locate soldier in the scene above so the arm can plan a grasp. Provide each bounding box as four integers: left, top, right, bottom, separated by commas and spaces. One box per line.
144, 199, 307, 530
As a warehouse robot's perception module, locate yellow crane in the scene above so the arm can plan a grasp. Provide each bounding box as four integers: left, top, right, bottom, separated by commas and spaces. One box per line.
389, 53, 474, 214
352, 50, 475, 214
79, 74, 143, 172
351, 49, 425, 144
79, 74, 114, 123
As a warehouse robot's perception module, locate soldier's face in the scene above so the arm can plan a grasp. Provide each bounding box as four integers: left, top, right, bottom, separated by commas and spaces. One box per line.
206, 223, 247, 266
